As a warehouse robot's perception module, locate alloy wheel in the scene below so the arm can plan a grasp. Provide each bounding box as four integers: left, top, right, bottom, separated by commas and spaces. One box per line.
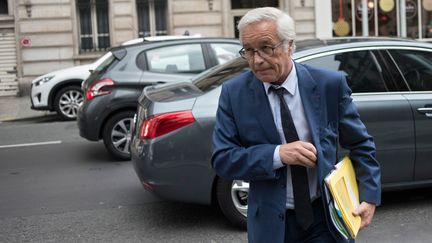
231, 180, 249, 217
110, 117, 133, 156
59, 89, 83, 119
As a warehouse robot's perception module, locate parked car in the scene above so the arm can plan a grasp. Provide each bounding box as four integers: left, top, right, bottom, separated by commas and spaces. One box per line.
130, 38, 432, 229
78, 37, 241, 160
30, 35, 199, 120
30, 52, 111, 120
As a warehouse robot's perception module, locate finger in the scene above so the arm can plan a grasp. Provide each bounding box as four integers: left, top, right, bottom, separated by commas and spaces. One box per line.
360, 214, 372, 229
301, 141, 317, 155
299, 152, 316, 167
353, 204, 374, 230
352, 208, 366, 229
279, 142, 317, 166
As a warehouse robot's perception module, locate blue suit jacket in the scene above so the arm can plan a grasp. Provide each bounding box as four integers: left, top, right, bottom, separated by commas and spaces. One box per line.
211, 63, 381, 242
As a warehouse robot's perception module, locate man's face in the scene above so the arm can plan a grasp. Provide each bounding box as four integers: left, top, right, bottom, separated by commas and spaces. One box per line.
240, 21, 292, 83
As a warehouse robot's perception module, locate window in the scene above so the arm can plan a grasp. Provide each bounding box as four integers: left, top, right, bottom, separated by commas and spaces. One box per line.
302, 50, 388, 93
389, 49, 432, 91
77, 0, 110, 52
332, 0, 397, 37
209, 43, 241, 65
331, 0, 432, 39
144, 44, 205, 73
136, 0, 167, 37
0, 0, 8, 15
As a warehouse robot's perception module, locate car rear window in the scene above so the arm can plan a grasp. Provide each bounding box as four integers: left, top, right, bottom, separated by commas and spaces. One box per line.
193, 58, 249, 92
93, 53, 116, 73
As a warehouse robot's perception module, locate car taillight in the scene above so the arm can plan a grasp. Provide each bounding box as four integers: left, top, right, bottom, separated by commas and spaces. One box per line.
139, 110, 195, 139
86, 78, 114, 100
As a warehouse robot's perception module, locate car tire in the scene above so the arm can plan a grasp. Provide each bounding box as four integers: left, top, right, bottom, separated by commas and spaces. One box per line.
102, 110, 135, 161
54, 85, 83, 120
216, 178, 248, 230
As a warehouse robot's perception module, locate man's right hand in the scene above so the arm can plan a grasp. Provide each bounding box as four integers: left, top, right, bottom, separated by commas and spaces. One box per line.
279, 141, 317, 168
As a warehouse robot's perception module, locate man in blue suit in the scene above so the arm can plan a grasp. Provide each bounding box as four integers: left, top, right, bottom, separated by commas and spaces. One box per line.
212, 7, 381, 243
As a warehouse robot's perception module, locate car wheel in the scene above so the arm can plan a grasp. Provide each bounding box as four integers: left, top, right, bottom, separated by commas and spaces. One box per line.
54, 85, 83, 120
216, 178, 248, 230
102, 111, 135, 160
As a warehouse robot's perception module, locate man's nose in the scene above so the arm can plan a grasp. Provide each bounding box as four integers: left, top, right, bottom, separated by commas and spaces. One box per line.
251, 51, 265, 63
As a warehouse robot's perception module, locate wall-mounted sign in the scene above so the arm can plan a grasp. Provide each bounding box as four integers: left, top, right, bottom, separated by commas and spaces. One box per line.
20, 37, 32, 47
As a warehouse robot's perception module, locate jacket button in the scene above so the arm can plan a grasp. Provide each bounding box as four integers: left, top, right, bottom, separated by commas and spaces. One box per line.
279, 213, 285, 220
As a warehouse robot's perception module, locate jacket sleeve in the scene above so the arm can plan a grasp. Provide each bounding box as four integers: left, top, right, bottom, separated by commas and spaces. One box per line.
211, 83, 280, 181
337, 75, 382, 205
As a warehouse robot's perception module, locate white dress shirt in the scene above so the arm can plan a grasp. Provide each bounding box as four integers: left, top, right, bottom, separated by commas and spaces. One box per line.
262, 62, 319, 209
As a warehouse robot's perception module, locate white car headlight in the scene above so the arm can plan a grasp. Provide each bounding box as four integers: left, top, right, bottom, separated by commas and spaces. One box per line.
34, 75, 55, 86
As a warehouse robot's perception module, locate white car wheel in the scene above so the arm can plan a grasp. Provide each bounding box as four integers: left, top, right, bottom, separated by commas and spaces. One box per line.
54, 86, 83, 120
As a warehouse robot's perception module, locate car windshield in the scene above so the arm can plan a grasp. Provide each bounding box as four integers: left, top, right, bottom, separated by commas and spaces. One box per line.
192, 58, 249, 92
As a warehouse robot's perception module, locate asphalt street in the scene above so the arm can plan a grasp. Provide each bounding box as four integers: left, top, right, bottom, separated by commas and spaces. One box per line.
0, 108, 431, 242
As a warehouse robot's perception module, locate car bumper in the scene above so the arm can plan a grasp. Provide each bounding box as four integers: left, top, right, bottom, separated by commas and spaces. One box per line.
77, 99, 104, 141
30, 92, 49, 110
130, 124, 215, 205
30, 82, 52, 110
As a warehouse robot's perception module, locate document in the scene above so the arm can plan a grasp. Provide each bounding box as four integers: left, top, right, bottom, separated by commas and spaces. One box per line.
324, 156, 361, 239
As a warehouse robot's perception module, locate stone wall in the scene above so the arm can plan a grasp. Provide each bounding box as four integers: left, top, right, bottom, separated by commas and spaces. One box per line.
13, 0, 318, 94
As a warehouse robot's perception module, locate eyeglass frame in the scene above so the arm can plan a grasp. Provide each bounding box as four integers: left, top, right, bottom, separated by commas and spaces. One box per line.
238, 40, 289, 60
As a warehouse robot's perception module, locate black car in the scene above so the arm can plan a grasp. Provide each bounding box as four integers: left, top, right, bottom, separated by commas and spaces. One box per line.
78, 37, 240, 160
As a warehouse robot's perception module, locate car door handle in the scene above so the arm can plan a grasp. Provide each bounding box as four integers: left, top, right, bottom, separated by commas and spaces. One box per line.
417, 107, 432, 117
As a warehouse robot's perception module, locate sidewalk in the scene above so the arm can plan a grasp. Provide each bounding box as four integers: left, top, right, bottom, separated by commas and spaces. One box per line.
0, 95, 52, 122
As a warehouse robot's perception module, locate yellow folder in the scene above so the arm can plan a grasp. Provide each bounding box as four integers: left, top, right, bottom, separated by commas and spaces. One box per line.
324, 156, 361, 238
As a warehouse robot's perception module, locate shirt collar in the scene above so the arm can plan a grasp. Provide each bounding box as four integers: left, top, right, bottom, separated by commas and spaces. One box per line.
263, 61, 297, 96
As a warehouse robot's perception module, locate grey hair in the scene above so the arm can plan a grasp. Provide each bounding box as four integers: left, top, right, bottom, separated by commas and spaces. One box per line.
237, 7, 296, 50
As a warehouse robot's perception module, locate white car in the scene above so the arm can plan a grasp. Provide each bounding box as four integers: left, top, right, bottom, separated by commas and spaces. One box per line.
30, 52, 112, 120
30, 35, 201, 120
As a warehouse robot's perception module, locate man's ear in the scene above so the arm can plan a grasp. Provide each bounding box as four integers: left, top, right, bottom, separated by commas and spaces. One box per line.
287, 40, 294, 55
287, 45, 293, 56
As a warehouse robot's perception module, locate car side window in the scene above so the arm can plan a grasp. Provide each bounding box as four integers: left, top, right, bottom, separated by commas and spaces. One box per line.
144, 44, 206, 73
388, 49, 432, 91
209, 43, 240, 65
302, 50, 388, 93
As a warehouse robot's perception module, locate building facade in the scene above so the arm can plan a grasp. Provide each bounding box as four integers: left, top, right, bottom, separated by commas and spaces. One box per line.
0, 0, 430, 96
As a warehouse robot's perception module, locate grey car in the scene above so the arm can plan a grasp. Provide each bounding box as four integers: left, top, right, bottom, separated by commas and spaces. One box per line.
130, 38, 432, 229
78, 37, 240, 160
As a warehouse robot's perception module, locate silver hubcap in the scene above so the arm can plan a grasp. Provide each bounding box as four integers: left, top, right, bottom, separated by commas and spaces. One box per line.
231, 180, 249, 217
111, 117, 133, 155
59, 90, 83, 118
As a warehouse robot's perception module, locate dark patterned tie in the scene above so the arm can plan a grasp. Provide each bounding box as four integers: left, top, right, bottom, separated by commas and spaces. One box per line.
271, 85, 314, 230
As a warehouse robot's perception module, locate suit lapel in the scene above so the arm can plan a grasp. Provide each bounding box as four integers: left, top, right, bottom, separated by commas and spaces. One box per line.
295, 63, 321, 147
248, 75, 281, 144
246, 64, 321, 146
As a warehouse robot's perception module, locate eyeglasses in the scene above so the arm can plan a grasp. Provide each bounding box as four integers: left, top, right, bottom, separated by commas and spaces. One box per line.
239, 40, 286, 60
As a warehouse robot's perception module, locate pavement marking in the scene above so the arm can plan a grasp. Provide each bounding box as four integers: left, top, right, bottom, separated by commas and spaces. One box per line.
0, 140, 62, 149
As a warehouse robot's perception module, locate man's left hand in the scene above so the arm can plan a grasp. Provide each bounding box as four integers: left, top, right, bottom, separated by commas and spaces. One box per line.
352, 201, 376, 230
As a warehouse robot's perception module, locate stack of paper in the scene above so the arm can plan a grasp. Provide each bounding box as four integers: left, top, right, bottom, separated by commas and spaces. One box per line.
324, 156, 361, 239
